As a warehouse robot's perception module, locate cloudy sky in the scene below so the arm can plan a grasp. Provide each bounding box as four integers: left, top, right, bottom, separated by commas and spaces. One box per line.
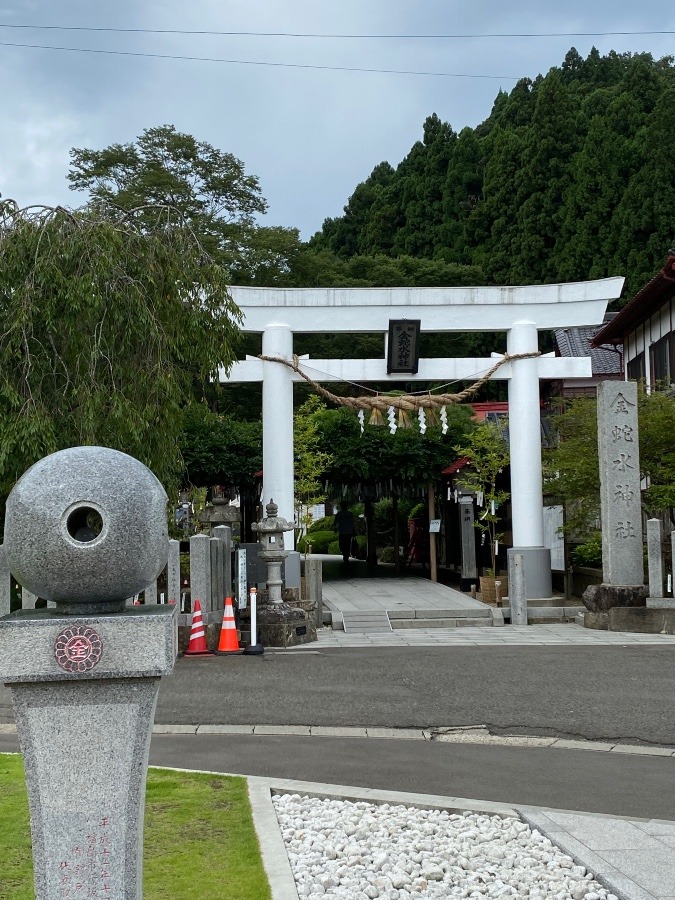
1, 1, 673, 238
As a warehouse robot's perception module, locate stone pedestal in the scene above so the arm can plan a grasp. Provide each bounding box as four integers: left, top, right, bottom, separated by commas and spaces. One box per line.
256, 602, 317, 648
0, 606, 176, 900
507, 546, 551, 600
608, 606, 675, 634
582, 583, 648, 612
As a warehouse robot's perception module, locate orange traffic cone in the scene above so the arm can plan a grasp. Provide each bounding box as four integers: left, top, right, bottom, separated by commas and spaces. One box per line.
216, 597, 240, 654
183, 599, 213, 657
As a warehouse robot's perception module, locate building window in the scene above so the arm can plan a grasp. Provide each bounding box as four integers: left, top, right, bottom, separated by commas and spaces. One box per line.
649, 336, 670, 387
627, 352, 645, 382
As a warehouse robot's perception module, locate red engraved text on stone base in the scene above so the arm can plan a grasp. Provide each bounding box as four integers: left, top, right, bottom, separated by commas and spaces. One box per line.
54, 626, 103, 673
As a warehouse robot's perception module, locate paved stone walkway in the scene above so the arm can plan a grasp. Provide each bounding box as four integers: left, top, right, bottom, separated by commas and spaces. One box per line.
323, 574, 485, 612
286, 622, 675, 648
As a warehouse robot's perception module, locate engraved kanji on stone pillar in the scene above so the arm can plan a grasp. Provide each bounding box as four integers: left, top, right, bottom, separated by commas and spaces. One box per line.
597, 381, 643, 586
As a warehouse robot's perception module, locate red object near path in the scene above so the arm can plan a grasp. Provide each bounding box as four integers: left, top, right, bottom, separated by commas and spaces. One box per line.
216, 597, 240, 654
183, 599, 213, 656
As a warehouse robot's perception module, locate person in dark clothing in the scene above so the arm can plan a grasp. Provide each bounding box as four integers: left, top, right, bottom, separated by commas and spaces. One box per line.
333, 501, 355, 562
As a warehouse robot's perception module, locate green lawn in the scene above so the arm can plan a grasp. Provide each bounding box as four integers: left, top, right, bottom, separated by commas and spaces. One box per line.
0, 754, 271, 900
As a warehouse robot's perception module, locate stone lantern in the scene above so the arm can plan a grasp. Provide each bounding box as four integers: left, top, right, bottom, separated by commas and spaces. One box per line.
252, 498, 294, 604
250, 499, 317, 648
0, 446, 176, 900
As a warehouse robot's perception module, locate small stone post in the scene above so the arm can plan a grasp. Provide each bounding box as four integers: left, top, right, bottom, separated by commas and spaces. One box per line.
459, 496, 478, 591
213, 525, 233, 600
189, 533, 212, 613
210, 536, 224, 610
305, 557, 323, 627
0, 446, 176, 900
647, 518, 664, 599
167, 539, 181, 606
508, 552, 528, 625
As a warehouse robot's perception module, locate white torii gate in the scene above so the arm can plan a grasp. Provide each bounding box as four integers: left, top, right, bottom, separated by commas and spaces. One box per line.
220, 277, 624, 599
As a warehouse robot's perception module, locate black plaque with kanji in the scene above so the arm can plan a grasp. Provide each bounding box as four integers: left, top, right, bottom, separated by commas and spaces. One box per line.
387, 320, 421, 375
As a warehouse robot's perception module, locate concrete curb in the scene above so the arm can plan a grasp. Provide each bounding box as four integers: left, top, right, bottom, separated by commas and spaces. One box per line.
247, 777, 300, 900
158, 724, 675, 756
3, 722, 674, 756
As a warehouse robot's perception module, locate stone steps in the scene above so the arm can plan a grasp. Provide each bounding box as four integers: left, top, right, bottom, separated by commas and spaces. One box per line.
335, 607, 494, 631
391, 617, 493, 629
341, 611, 393, 634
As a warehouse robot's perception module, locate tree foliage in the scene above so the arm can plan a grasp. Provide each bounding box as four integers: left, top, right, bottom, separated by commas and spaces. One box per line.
311, 49, 675, 300
68, 124, 302, 284
454, 422, 510, 574
179, 404, 262, 489
0, 200, 240, 503
293, 396, 333, 517
314, 405, 474, 495
544, 390, 675, 532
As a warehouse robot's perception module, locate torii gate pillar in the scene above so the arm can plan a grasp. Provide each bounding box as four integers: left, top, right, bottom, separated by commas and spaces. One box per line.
507, 321, 551, 599
262, 325, 294, 525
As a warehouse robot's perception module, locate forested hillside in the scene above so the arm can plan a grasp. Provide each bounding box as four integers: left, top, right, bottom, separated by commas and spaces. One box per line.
310, 48, 675, 300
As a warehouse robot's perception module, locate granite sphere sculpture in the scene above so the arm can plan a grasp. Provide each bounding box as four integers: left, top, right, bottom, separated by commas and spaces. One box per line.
4, 447, 168, 614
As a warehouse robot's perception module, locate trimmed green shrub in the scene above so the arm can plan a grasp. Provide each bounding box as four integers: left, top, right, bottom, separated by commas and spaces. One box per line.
298, 529, 337, 553
307, 515, 335, 533
571, 532, 602, 567
408, 502, 426, 521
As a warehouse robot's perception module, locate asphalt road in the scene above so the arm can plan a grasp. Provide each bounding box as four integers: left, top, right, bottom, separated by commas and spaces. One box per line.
1, 727, 671, 820
146, 733, 675, 821
2, 644, 674, 821
153, 645, 675, 746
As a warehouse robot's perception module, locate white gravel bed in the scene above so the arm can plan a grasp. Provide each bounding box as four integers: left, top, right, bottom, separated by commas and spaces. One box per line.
272, 794, 618, 899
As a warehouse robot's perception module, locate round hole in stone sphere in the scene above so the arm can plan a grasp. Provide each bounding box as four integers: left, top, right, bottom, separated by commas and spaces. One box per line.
66, 507, 104, 543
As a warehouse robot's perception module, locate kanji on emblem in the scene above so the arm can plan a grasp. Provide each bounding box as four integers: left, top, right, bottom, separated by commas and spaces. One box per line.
54, 626, 103, 673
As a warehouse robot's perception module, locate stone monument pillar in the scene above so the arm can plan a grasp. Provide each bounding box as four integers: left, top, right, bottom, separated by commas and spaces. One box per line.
458, 495, 478, 591
583, 382, 648, 624
0, 446, 176, 900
